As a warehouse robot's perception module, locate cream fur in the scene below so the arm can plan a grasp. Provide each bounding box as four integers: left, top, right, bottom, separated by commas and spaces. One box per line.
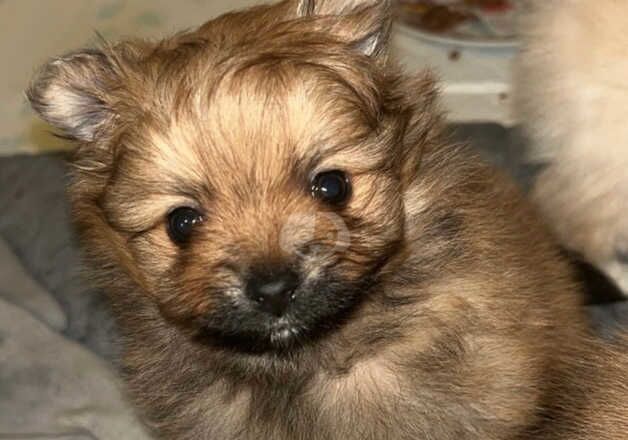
515, 0, 628, 293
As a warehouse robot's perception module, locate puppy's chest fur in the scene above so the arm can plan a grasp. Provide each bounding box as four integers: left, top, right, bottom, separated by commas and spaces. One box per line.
150, 354, 496, 440
189, 359, 411, 440
125, 310, 540, 440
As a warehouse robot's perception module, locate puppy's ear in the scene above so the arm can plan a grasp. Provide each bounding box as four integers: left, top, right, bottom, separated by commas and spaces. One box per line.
27, 49, 120, 142
295, 0, 392, 58
297, 0, 385, 15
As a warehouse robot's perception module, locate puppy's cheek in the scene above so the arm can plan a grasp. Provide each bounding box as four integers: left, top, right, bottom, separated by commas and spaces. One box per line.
126, 230, 178, 286
346, 216, 404, 270
323, 231, 403, 286
345, 177, 406, 257
300, 209, 404, 285
136, 232, 177, 264
123, 230, 213, 322
157, 284, 217, 325
160, 259, 245, 326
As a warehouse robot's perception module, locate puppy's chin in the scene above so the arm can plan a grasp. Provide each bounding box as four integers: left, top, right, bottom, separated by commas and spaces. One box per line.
192, 275, 372, 355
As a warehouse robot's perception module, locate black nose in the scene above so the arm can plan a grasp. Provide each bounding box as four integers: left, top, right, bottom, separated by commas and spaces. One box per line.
246, 268, 299, 317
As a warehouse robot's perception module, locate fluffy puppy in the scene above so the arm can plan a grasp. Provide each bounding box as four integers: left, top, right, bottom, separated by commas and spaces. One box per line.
515, 0, 628, 294
28, 0, 627, 439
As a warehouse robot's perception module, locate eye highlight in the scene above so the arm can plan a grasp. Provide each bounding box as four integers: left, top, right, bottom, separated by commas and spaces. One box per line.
311, 170, 351, 205
167, 207, 204, 244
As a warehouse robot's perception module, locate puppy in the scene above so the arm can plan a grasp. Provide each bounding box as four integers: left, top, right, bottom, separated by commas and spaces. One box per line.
515, 0, 628, 295
28, 0, 628, 439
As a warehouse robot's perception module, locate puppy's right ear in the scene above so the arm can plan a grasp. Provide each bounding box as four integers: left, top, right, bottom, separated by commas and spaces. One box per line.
27, 49, 120, 142
294, 0, 392, 59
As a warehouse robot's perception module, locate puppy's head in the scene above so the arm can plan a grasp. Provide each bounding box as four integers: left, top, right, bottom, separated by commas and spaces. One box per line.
28, 0, 437, 352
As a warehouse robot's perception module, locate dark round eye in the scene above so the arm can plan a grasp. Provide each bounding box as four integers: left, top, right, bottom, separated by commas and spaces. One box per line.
167, 207, 204, 244
311, 170, 351, 205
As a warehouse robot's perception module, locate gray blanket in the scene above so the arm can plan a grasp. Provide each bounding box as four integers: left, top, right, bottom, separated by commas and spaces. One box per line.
0, 155, 149, 438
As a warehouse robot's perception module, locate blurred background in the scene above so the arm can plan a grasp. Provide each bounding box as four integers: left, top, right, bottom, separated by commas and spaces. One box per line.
2, 0, 516, 157
0, 1, 626, 438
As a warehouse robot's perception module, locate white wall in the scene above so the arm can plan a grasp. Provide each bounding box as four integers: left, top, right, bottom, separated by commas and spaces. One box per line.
0, 0, 513, 156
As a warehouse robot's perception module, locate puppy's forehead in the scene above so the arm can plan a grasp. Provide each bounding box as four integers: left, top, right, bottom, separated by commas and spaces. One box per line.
208, 64, 375, 154
142, 61, 385, 186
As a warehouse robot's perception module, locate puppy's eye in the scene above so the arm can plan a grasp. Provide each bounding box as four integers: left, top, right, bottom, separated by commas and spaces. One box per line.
311, 170, 351, 205
167, 207, 204, 244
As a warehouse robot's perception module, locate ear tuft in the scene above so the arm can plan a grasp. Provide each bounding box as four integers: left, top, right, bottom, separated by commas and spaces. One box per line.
296, 0, 316, 17
355, 32, 381, 57
295, 0, 392, 59
297, 0, 387, 16
27, 49, 117, 142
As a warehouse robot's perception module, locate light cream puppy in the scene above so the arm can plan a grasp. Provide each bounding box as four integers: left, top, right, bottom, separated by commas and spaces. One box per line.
515, 0, 628, 293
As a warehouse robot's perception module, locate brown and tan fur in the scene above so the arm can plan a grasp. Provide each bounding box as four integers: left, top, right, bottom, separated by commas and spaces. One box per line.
27, 0, 628, 439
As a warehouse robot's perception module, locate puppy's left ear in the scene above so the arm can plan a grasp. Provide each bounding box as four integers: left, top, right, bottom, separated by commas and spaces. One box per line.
27, 49, 123, 142
295, 0, 392, 59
